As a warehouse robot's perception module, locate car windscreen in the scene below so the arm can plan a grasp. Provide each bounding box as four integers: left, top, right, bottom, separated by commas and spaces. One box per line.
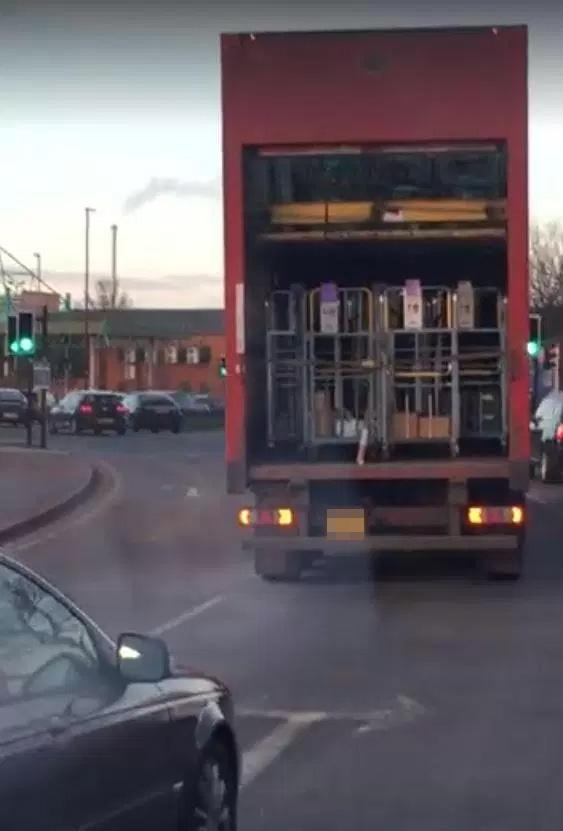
140, 396, 174, 407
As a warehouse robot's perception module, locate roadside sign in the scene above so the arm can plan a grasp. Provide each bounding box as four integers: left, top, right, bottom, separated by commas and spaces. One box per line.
33, 361, 51, 390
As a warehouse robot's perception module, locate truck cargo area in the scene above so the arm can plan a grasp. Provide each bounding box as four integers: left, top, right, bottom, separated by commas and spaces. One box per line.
244, 143, 509, 469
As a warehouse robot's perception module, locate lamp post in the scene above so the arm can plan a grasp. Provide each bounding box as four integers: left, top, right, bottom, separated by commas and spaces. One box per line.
84, 207, 96, 387
110, 224, 118, 308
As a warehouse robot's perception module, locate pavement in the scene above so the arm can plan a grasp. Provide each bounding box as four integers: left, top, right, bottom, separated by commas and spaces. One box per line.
5, 424, 563, 829
0, 445, 95, 540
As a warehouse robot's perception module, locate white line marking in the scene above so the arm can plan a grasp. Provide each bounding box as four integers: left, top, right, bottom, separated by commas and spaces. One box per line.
238, 695, 427, 726
241, 713, 324, 789
185, 487, 200, 498
149, 595, 223, 637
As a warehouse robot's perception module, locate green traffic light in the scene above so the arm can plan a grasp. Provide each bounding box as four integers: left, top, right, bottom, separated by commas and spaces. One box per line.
527, 341, 540, 358
19, 337, 35, 354
9, 339, 20, 355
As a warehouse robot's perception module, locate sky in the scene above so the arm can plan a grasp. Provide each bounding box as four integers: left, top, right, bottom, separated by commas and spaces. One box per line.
1, 0, 562, 308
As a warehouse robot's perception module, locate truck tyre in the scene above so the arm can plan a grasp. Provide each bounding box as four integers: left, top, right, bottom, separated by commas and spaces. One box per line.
485, 547, 523, 581
254, 548, 302, 582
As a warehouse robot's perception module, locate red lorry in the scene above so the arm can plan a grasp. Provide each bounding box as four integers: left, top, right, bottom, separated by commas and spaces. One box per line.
221, 25, 529, 580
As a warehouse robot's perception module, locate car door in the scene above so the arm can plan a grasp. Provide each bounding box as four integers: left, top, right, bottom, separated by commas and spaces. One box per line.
0, 562, 81, 831
531, 397, 552, 461
0, 562, 178, 831
0, 697, 71, 831
54, 392, 77, 427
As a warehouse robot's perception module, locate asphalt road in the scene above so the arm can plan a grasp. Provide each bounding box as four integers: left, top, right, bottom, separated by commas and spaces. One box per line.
6, 425, 563, 830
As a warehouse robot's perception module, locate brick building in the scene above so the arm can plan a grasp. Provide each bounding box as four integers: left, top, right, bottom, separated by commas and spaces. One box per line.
2, 308, 226, 397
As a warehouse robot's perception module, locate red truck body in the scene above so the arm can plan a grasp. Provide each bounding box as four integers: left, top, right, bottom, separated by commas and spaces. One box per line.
221, 26, 529, 578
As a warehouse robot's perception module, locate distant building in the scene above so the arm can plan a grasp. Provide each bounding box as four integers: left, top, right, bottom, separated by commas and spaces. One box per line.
1, 308, 226, 397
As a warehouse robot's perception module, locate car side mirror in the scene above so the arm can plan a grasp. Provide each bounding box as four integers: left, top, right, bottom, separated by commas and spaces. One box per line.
117, 633, 170, 683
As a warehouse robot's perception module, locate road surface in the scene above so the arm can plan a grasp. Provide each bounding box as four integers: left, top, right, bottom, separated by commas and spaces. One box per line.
6, 426, 563, 830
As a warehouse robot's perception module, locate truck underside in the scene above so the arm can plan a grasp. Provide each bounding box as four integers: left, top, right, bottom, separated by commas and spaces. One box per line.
238, 143, 526, 580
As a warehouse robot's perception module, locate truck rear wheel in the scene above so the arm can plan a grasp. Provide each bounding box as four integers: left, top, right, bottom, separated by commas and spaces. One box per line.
254, 548, 302, 582
484, 547, 523, 581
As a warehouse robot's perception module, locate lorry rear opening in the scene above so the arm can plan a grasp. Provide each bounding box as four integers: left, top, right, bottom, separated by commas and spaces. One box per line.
222, 26, 528, 580
244, 142, 509, 467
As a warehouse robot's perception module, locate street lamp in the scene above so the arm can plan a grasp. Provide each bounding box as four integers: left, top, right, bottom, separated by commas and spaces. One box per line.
84, 207, 96, 388
111, 224, 118, 307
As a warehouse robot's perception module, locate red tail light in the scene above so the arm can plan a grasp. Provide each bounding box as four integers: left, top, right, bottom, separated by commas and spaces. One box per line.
116, 404, 128, 414
556, 424, 563, 442
79, 404, 93, 414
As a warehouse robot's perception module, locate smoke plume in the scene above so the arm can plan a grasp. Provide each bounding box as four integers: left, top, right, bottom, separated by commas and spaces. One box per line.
123, 176, 220, 214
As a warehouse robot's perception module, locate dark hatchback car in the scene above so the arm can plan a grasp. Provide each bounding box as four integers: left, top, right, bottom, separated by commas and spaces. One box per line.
530, 391, 563, 482
49, 390, 128, 435
123, 392, 182, 434
0, 553, 239, 831
0, 388, 28, 426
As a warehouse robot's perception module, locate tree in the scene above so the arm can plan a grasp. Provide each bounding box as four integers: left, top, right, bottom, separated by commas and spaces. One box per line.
530, 221, 563, 311
92, 278, 132, 310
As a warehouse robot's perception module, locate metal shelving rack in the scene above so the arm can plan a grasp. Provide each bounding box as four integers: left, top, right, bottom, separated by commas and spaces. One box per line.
380, 286, 459, 458
456, 288, 507, 447
265, 288, 306, 447
264, 282, 507, 457
305, 287, 377, 446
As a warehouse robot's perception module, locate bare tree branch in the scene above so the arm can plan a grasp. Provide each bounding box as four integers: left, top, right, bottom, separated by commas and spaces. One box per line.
530, 221, 563, 311
93, 278, 132, 310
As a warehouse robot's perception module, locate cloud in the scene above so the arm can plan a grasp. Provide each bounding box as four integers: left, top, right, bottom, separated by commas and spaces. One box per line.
122, 177, 221, 214
42, 270, 223, 308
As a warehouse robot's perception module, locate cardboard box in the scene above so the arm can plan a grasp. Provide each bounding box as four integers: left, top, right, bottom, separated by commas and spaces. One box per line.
418, 416, 451, 439
392, 412, 418, 440
314, 391, 333, 437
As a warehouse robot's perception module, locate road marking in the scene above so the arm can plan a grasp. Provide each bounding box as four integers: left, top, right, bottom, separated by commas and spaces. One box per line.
185, 487, 200, 498
241, 713, 324, 789
148, 595, 223, 637
239, 695, 427, 789
238, 695, 427, 727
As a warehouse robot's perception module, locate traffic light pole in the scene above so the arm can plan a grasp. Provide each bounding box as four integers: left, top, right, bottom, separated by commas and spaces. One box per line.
40, 305, 48, 449
25, 357, 33, 447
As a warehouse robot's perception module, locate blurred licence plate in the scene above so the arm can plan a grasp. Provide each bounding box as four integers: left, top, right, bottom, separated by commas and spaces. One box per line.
326, 508, 365, 539
3, 412, 18, 420
99, 418, 114, 425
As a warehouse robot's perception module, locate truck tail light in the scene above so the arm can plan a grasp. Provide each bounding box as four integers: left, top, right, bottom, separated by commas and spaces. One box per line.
556, 424, 563, 442
238, 508, 294, 527
467, 506, 524, 526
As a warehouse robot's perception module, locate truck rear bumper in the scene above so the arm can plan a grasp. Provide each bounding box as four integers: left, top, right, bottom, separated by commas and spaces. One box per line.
244, 534, 520, 554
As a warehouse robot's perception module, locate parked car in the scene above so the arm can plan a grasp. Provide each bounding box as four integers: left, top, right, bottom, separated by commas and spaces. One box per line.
169, 391, 212, 415
0, 388, 28, 426
28, 389, 57, 424
0, 551, 239, 830
530, 391, 563, 482
122, 392, 182, 433
49, 390, 128, 435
